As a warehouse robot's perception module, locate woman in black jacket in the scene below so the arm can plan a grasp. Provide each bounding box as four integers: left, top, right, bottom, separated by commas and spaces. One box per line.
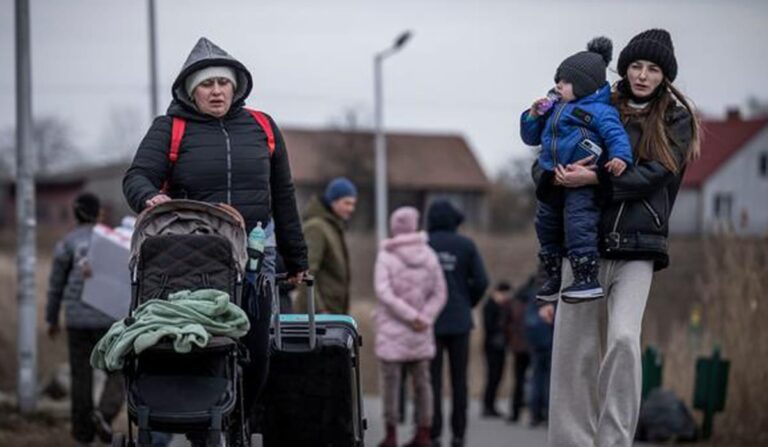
537, 29, 700, 447
123, 37, 308, 412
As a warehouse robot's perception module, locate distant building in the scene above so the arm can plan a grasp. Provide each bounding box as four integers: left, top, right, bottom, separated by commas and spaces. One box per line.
670, 110, 768, 235
1, 128, 490, 232
283, 129, 489, 231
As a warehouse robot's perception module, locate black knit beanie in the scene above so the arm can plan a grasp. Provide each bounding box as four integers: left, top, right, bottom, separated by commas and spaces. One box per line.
73, 192, 100, 224
617, 28, 677, 81
555, 37, 613, 99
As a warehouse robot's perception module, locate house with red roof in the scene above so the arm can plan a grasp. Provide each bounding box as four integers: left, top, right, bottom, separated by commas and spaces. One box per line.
669, 110, 768, 235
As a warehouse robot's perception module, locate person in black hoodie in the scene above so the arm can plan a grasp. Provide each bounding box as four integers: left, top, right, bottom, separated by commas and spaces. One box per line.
426, 200, 489, 447
123, 37, 309, 419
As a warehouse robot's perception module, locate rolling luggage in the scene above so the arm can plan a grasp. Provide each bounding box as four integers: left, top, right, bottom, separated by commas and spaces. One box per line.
261, 276, 366, 447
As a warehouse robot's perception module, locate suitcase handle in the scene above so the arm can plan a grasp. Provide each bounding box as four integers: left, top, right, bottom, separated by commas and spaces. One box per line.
272, 273, 316, 351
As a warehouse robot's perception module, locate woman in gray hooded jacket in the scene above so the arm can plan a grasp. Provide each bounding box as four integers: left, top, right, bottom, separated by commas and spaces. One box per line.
123, 37, 308, 413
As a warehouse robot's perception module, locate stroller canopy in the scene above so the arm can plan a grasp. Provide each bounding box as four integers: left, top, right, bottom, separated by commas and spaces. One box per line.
130, 200, 248, 274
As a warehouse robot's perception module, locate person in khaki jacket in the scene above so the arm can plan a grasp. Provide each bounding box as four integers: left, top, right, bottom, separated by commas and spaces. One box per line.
296, 177, 357, 314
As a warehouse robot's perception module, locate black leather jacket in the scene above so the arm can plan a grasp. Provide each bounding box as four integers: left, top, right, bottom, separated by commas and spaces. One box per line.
534, 104, 693, 271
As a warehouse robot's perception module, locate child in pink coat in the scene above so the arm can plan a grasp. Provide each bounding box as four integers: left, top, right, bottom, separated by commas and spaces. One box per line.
374, 206, 448, 447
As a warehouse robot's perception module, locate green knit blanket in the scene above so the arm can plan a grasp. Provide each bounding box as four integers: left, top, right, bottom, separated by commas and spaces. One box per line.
91, 289, 250, 371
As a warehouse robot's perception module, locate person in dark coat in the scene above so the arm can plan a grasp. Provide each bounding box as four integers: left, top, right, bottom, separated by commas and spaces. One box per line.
46, 193, 125, 446
505, 280, 532, 423
426, 200, 489, 447
481, 281, 512, 418
520, 271, 553, 426
122, 37, 308, 415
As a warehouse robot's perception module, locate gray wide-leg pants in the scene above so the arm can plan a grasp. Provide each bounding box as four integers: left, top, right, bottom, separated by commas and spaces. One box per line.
548, 259, 653, 447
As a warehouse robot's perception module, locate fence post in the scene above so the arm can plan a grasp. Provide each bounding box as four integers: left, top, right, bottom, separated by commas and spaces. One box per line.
693, 346, 730, 439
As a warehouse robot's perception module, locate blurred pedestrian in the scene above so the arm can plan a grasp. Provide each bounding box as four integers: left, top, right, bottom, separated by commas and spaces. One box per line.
296, 177, 357, 314
426, 200, 489, 447
374, 207, 447, 447
521, 271, 553, 427
481, 281, 511, 418
505, 279, 531, 423
533, 29, 700, 446
45, 192, 125, 447
123, 36, 309, 422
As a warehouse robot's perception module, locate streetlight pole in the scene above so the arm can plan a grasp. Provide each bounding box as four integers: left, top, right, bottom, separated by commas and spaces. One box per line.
373, 30, 412, 244
15, 0, 37, 414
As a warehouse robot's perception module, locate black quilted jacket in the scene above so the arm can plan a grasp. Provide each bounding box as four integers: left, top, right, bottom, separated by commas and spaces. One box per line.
123, 38, 308, 274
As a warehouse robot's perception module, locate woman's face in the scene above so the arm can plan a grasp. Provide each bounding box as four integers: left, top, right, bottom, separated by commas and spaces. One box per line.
626, 60, 664, 98
193, 77, 234, 117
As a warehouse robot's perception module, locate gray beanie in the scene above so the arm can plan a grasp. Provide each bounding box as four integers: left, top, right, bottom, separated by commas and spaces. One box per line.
555, 37, 613, 98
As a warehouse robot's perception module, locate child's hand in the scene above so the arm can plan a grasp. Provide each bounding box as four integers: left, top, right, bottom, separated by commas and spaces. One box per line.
605, 158, 627, 176
528, 98, 548, 117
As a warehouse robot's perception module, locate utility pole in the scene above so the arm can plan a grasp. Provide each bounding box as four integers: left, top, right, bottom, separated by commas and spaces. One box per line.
15, 0, 38, 414
148, 0, 159, 118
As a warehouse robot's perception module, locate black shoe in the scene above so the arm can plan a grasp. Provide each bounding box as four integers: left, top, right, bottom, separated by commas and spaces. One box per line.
506, 414, 519, 424
561, 253, 603, 303
90, 410, 113, 443
450, 438, 465, 447
536, 253, 562, 303
481, 408, 503, 418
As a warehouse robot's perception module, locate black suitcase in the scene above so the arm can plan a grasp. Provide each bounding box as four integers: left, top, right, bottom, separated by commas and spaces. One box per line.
261, 276, 366, 447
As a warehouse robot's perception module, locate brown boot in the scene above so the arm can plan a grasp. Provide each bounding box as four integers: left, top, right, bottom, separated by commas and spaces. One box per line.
378, 424, 397, 447
403, 426, 432, 447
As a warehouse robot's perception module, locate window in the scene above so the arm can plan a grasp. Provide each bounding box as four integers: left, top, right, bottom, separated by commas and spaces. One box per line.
760, 153, 768, 178
713, 193, 733, 220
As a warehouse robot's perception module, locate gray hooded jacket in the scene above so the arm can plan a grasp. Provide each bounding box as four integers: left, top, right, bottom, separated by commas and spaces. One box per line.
46, 225, 114, 329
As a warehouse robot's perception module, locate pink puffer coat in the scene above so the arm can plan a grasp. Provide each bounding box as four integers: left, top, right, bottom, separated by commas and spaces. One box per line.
373, 207, 447, 362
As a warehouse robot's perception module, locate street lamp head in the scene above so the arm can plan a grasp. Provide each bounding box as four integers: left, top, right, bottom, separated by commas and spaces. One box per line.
393, 30, 412, 50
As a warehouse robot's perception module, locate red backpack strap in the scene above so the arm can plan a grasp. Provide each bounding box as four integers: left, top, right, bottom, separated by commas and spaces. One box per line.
245, 108, 276, 156
169, 117, 186, 163
161, 117, 186, 193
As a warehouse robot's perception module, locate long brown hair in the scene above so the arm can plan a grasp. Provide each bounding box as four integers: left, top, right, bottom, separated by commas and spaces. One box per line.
612, 81, 701, 173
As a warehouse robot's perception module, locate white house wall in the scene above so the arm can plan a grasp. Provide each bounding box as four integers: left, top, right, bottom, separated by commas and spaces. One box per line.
702, 127, 768, 235
669, 189, 700, 234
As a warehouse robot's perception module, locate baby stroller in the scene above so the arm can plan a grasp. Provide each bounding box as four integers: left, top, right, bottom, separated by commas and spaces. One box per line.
111, 200, 254, 447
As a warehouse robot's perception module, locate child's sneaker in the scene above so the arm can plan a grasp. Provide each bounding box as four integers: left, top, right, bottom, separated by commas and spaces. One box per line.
536, 253, 562, 304
561, 254, 603, 303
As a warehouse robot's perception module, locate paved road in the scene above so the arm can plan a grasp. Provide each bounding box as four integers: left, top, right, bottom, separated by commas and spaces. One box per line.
365, 397, 546, 447
171, 396, 662, 446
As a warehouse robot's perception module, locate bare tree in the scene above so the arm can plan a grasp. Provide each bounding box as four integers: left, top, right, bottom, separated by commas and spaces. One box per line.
0, 116, 82, 176
487, 154, 537, 233
746, 96, 768, 118
98, 106, 144, 163
320, 107, 374, 186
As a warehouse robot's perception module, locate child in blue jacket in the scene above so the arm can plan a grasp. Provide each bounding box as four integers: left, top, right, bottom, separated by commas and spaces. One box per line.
520, 37, 632, 303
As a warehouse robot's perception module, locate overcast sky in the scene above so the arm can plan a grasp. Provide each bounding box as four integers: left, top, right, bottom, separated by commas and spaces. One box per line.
1, 0, 768, 175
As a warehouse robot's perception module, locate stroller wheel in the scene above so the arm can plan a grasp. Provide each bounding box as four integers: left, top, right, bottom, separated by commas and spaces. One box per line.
250, 433, 263, 447
111, 433, 126, 447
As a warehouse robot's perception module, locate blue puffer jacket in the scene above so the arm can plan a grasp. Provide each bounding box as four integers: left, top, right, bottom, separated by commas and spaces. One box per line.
520, 83, 632, 172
